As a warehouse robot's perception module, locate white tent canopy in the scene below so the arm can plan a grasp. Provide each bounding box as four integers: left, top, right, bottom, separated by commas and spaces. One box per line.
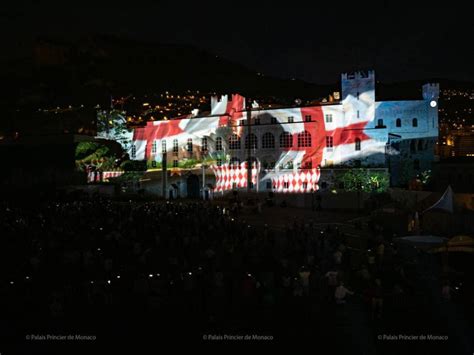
423, 185, 454, 214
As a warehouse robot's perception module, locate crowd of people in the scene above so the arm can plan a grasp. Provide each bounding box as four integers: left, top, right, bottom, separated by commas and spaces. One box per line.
0, 195, 467, 351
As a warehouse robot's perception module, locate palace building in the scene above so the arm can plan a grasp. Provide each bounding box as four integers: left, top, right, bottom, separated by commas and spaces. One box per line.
122, 70, 439, 197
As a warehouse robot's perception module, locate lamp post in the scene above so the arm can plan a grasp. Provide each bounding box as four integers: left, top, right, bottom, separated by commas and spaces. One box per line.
246, 99, 252, 194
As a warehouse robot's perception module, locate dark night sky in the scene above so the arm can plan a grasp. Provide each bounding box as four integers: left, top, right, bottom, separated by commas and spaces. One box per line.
1, 1, 473, 84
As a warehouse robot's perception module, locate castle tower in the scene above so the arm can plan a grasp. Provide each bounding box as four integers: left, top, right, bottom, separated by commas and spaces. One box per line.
341, 70, 375, 102
422, 83, 440, 101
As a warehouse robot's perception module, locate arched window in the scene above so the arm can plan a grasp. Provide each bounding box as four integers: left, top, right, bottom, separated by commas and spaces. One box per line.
215, 137, 223, 151
228, 134, 241, 150
412, 118, 418, 127
297, 131, 312, 147
396, 118, 401, 127
261, 132, 275, 149
355, 138, 361, 151
245, 133, 258, 149
279, 132, 293, 148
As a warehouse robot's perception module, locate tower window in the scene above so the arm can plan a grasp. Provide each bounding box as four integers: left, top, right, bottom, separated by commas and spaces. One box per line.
355, 138, 361, 151
173, 139, 178, 154
325, 114, 333, 123
326, 136, 333, 148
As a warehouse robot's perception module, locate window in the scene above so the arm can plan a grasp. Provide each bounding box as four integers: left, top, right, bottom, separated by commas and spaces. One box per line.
325, 114, 333, 123
377, 119, 384, 127
271, 117, 277, 124
151, 141, 157, 154
357, 110, 360, 118
173, 139, 178, 154
280, 132, 293, 148
288, 116, 294, 123
261, 132, 275, 149
173, 160, 178, 167
355, 138, 361, 151
305, 115, 312, 122
396, 118, 402, 127
245, 133, 258, 149
230, 157, 240, 169
215, 137, 223, 151
162, 140, 167, 154
216, 158, 222, 166
283, 182, 289, 189
326, 136, 333, 148
131, 145, 136, 159
228, 134, 241, 150
297, 131, 312, 147
266, 181, 272, 190
151, 160, 156, 168
254, 117, 260, 125
187, 138, 193, 152
201, 137, 208, 151
412, 118, 418, 127
414, 159, 420, 170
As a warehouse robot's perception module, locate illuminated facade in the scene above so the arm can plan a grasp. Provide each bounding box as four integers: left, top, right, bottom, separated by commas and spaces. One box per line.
125, 71, 439, 196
